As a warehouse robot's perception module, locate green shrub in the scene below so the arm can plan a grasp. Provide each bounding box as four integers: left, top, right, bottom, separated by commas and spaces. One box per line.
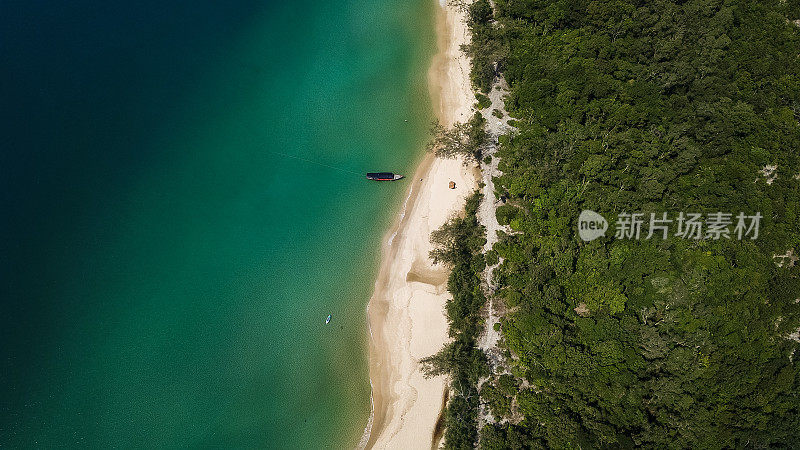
485, 249, 499, 266
475, 92, 492, 109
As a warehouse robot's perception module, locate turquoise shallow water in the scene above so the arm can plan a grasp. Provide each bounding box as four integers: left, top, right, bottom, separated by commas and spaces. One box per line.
1, 0, 435, 447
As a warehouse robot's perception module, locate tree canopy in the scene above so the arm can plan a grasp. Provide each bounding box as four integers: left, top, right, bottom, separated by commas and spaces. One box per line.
439, 0, 800, 448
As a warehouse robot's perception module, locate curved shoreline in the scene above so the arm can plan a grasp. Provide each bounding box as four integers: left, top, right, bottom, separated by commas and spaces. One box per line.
364, 0, 475, 448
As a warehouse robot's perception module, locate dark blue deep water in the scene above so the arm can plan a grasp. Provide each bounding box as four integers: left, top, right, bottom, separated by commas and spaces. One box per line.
1, 0, 436, 446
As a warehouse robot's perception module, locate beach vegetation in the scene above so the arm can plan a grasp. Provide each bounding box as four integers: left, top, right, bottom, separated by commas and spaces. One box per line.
427, 114, 488, 161
422, 191, 489, 449
475, 92, 492, 109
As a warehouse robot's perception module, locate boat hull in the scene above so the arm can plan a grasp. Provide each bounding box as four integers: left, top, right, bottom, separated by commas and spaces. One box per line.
366, 172, 404, 181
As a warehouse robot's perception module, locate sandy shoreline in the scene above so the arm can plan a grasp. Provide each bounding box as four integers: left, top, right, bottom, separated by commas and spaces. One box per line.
363, 1, 475, 448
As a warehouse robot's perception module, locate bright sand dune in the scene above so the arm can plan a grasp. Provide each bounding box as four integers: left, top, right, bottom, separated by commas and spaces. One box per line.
364, 0, 475, 448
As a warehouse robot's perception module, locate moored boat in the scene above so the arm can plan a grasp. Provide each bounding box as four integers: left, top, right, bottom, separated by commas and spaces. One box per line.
366, 172, 404, 181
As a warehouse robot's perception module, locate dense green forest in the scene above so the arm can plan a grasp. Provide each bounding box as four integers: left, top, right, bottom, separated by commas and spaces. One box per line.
431, 0, 800, 448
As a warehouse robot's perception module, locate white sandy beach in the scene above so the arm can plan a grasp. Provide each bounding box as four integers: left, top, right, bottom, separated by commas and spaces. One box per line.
364, 0, 475, 448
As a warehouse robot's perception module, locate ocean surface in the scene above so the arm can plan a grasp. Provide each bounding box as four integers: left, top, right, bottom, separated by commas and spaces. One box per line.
0, 0, 435, 447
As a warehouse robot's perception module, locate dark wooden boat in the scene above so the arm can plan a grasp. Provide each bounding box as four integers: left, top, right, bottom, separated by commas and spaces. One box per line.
366, 172, 404, 181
